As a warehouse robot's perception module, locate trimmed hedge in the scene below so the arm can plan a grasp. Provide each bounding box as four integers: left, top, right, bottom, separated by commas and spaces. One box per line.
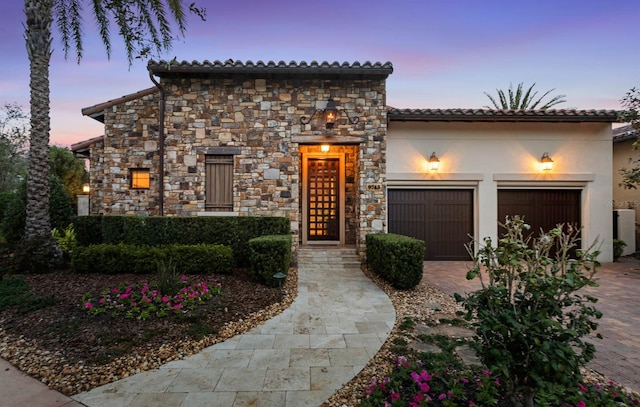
72, 216, 290, 266
71, 243, 233, 275
366, 233, 425, 290
248, 235, 292, 287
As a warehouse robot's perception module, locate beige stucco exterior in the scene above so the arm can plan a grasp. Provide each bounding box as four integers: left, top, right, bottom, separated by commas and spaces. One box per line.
387, 120, 615, 261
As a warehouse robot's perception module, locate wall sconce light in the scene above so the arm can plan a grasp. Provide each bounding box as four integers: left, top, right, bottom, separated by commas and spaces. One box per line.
82, 183, 91, 193
428, 152, 440, 171
320, 144, 330, 152
300, 97, 359, 129
540, 152, 553, 171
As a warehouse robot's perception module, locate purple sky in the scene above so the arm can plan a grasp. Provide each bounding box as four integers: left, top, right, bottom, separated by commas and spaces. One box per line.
1, 0, 638, 147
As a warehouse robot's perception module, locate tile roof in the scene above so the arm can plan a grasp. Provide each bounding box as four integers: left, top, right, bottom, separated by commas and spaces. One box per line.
388, 108, 620, 123
81, 87, 157, 122
613, 124, 638, 143
147, 59, 393, 79
70, 135, 104, 155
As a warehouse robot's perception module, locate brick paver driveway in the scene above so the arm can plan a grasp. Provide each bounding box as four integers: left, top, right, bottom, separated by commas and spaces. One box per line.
422, 260, 640, 393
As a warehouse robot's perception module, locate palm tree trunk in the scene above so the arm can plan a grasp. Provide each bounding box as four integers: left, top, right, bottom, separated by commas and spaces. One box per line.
24, 0, 53, 240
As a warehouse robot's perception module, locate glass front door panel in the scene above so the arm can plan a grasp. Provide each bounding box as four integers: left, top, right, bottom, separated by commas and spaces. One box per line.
307, 158, 339, 240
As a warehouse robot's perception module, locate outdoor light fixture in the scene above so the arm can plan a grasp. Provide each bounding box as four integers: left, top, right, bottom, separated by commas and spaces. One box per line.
82, 184, 90, 193
540, 152, 553, 171
320, 144, 330, 152
299, 97, 359, 129
428, 152, 440, 171
273, 272, 287, 301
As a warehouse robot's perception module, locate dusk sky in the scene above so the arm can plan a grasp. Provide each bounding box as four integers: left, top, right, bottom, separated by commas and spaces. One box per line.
1, 0, 638, 147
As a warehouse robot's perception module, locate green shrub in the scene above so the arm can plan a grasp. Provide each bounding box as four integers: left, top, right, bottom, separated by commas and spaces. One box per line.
0, 192, 14, 220
613, 238, 627, 260
1, 177, 74, 245
157, 258, 180, 297
164, 244, 233, 274
455, 217, 602, 407
71, 216, 103, 246
248, 234, 292, 287
12, 236, 65, 274
72, 216, 290, 267
51, 224, 77, 260
71, 243, 233, 275
366, 233, 425, 289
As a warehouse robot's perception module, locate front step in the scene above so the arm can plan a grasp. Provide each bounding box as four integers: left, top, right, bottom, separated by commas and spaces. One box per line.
297, 246, 362, 267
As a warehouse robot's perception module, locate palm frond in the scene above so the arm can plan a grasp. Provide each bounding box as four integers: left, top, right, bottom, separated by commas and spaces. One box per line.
498, 89, 508, 109
483, 92, 501, 109
484, 82, 566, 110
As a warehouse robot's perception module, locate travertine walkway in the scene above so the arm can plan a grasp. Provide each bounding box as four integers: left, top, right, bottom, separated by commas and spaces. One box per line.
71, 246, 396, 407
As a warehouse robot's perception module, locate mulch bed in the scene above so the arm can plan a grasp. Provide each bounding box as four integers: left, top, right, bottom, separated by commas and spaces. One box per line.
0, 267, 286, 394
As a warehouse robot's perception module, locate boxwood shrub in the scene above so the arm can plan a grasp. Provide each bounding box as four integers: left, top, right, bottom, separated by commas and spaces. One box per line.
366, 233, 425, 290
71, 243, 233, 275
248, 234, 292, 287
72, 216, 290, 267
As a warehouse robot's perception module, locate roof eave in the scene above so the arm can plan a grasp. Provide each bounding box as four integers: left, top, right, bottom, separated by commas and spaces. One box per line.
147, 60, 393, 80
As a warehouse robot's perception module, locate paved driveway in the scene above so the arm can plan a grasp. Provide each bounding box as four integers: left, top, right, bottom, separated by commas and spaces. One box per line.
422, 259, 640, 393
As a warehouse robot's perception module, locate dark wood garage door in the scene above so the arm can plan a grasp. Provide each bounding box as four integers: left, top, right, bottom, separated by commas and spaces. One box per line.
388, 189, 474, 260
497, 189, 581, 238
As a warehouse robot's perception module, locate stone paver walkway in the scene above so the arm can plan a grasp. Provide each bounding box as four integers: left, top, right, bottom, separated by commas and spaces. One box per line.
72, 246, 395, 407
423, 259, 640, 393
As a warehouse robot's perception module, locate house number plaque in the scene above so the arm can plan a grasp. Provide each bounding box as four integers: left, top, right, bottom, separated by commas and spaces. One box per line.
366, 183, 382, 191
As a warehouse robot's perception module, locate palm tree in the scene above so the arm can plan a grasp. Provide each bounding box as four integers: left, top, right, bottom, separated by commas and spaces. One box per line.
23, 0, 205, 268
483, 82, 566, 110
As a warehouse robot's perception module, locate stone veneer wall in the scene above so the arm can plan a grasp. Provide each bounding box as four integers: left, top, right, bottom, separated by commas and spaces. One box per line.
90, 75, 387, 257
89, 91, 160, 215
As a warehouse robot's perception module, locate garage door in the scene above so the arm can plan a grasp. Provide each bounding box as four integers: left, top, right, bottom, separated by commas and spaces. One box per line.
497, 189, 581, 238
388, 189, 474, 260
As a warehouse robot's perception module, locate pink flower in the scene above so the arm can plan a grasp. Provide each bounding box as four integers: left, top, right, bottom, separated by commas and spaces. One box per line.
172, 304, 183, 310
390, 391, 400, 401
119, 293, 130, 299
461, 377, 469, 383
482, 369, 491, 376
469, 401, 475, 406
419, 382, 430, 392
161, 295, 169, 303
420, 370, 432, 381
84, 302, 93, 309
578, 383, 588, 393
575, 401, 586, 407
98, 298, 105, 304
438, 393, 447, 400
413, 392, 425, 403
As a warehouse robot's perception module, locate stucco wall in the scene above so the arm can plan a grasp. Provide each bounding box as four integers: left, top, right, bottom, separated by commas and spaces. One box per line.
387, 120, 614, 262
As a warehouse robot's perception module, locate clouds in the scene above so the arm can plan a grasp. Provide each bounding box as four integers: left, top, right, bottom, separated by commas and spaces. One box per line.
0, 0, 638, 146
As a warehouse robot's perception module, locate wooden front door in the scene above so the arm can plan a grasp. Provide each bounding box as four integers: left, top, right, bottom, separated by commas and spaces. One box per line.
307, 158, 340, 241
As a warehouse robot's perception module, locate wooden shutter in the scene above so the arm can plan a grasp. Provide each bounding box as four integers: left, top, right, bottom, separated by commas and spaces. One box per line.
205, 155, 233, 211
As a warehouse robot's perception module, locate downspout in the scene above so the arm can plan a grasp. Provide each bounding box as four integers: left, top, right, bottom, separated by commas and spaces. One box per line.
148, 71, 165, 216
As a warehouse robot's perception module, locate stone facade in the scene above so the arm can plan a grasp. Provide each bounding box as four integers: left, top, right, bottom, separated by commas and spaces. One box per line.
82, 61, 392, 258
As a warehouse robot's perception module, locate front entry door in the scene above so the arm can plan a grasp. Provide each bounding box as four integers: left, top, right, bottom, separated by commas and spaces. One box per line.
307, 158, 340, 241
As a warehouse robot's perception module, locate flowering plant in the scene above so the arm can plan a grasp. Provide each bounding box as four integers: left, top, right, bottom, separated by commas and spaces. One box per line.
362, 355, 640, 407
82, 275, 221, 320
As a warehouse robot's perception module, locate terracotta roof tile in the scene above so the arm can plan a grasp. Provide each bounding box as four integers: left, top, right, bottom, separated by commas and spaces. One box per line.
81, 87, 158, 121
613, 124, 638, 143
147, 59, 393, 78
388, 108, 619, 123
